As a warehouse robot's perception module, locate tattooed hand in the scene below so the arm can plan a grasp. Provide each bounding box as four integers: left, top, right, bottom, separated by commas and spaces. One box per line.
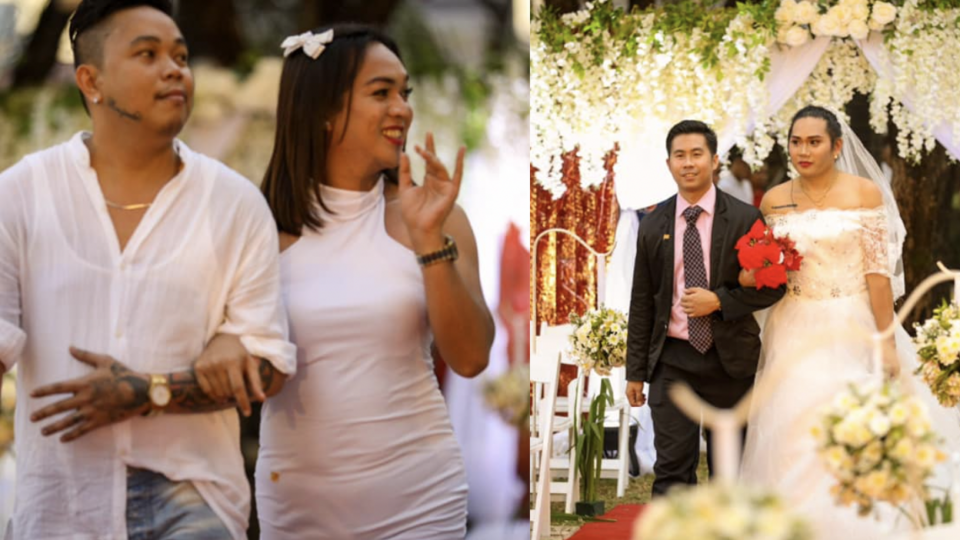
30, 347, 149, 443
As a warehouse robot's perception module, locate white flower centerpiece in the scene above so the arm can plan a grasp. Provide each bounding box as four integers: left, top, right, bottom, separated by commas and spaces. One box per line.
813, 381, 946, 520
567, 306, 628, 376
633, 482, 812, 540
912, 300, 960, 408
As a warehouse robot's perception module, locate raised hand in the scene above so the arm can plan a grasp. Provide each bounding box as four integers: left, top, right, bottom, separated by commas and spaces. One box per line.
30, 347, 149, 442
398, 132, 466, 252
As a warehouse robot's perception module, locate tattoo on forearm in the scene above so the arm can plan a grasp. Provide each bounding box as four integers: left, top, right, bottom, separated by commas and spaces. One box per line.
106, 98, 143, 122
169, 370, 234, 413
167, 359, 282, 413
258, 358, 278, 394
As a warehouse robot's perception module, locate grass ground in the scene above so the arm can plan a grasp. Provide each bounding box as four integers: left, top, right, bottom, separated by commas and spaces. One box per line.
544, 453, 710, 539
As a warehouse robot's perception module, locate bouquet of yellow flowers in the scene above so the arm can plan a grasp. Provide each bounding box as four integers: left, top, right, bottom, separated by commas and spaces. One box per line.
912, 300, 960, 407
481, 364, 529, 429
633, 483, 811, 540
568, 307, 627, 376
813, 381, 945, 516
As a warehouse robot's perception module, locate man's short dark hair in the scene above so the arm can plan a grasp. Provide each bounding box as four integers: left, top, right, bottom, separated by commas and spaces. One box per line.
665, 120, 718, 156
69, 0, 174, 69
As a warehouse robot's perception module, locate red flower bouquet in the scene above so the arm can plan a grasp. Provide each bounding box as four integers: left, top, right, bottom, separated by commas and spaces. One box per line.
735, 219, 803, 290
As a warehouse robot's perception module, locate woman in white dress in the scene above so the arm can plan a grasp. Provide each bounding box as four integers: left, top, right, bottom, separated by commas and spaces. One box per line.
254, 25, 495, 539
740, 105, 960, 539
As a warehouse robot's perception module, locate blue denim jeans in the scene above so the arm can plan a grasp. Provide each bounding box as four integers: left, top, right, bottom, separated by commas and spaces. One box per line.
126, 467, 231, 540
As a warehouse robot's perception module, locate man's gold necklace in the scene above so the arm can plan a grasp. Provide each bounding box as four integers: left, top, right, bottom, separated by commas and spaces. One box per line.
103, 154, 182, 211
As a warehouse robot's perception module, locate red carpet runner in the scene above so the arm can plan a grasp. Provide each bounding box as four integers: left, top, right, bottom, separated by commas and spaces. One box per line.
567, 504, 647, 540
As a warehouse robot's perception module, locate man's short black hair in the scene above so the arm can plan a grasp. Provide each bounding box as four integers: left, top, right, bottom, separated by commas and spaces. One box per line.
665, 120, 718, 156
69, 0, 174, 69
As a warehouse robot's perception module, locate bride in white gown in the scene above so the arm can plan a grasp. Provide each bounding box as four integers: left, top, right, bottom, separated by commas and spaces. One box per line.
740, 106, 960, 539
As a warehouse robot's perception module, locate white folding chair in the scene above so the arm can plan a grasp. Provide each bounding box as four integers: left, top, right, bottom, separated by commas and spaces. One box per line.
588, 365, 632, 497
535, 323, 582, 513
530, 347, 561, 539
540, 322, 633, 499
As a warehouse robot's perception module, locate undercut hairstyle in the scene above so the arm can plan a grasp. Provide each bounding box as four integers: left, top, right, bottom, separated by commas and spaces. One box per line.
789, 105, 843, 145
69, 0, 174, 69
261, 24, 404, 236
666, 120, 718, 156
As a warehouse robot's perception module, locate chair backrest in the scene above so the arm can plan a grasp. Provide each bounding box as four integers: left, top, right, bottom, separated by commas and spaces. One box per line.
530, 347, 561, 439
530, 347, 560, 539
535, 322, 576, 366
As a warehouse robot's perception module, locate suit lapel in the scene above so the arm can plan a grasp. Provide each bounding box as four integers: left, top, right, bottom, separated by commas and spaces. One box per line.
659, 196, 677, 295
710, 192, 728, 289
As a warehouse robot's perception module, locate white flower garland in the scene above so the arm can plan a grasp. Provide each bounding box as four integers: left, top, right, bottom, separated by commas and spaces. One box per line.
532, 0, 960, 195
747, 38, 875, 174
870, 0, 960, 162
775, 0, 897, 44
531, 4, 769, 198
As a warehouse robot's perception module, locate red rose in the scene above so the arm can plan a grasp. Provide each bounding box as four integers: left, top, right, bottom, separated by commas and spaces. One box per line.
746, 219, 767, 241
755, 264, 788, 289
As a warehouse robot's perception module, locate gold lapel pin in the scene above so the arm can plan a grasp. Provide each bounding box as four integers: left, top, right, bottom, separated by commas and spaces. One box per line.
663, 234, 671, 240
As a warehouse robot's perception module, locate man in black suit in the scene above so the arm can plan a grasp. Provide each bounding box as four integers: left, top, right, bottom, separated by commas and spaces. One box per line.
625, 120, 784, 496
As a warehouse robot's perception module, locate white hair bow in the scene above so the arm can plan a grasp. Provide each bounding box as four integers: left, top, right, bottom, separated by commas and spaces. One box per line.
281, 29, 334, 59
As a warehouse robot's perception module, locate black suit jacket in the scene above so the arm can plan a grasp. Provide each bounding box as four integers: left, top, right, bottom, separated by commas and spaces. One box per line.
626, 189, 785, 382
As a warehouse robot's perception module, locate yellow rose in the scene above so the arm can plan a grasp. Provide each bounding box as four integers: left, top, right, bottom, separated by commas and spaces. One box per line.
785, 25, 810, 47
861, 469, 890, 498
794, 1, 819, 25
915, 445, 936, 468
848, 19, 869, 40
888, 403, 908, 426
825, 446, 848, 471
776, 0, 800, 24
892, 438, 913, 460
861, 440, 884, 467
871, 1, 898, 26
851, 3, 870, 22
830, 5, 855, 25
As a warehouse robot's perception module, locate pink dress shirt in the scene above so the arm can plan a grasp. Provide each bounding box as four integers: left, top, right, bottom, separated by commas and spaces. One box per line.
667, 184, 716, 341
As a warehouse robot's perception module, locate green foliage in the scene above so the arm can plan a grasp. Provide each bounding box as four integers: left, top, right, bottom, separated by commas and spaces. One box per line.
534, 0, 778, 80
574, 378, 615, 503
925, 490, 954, 526
0, 86, 85, 138
650, 2, 739, 70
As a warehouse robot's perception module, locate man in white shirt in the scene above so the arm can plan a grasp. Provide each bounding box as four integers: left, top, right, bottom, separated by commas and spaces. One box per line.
716, 151, 754, 206
0, 1, 295, 538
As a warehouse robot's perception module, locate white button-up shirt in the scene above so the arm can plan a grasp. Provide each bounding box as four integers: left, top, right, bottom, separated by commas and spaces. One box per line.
0, 132, 296, 539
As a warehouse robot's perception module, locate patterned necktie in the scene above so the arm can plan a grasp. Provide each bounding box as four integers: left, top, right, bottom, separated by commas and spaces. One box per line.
682, 205, 713, 354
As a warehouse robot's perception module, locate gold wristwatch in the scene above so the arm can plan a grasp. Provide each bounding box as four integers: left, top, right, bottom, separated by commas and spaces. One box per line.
146, 373, 171, 416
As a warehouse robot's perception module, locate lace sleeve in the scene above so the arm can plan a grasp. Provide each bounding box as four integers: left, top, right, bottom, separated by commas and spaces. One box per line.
859, 208, 890, 277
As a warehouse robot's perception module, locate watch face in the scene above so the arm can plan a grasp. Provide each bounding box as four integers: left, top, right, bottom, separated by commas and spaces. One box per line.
150, 384, 172, 407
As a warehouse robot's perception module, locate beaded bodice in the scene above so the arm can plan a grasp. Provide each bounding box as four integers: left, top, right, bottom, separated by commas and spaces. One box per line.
765, 207, 890, 301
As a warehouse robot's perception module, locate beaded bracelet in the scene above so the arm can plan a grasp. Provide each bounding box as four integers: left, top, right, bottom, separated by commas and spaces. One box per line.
416, 234, 459, 267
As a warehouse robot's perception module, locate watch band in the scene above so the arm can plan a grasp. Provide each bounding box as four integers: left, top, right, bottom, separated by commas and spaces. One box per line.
416, 234, 458, 267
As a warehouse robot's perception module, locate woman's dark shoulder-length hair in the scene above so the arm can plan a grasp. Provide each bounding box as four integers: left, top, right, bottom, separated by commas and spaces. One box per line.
261, 24, 403, 236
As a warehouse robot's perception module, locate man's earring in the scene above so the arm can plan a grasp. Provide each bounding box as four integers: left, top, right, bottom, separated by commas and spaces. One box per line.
93, 97, 101, 104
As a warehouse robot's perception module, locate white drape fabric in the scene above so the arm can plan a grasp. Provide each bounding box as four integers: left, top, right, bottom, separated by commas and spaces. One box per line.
857, 33, 960, 161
